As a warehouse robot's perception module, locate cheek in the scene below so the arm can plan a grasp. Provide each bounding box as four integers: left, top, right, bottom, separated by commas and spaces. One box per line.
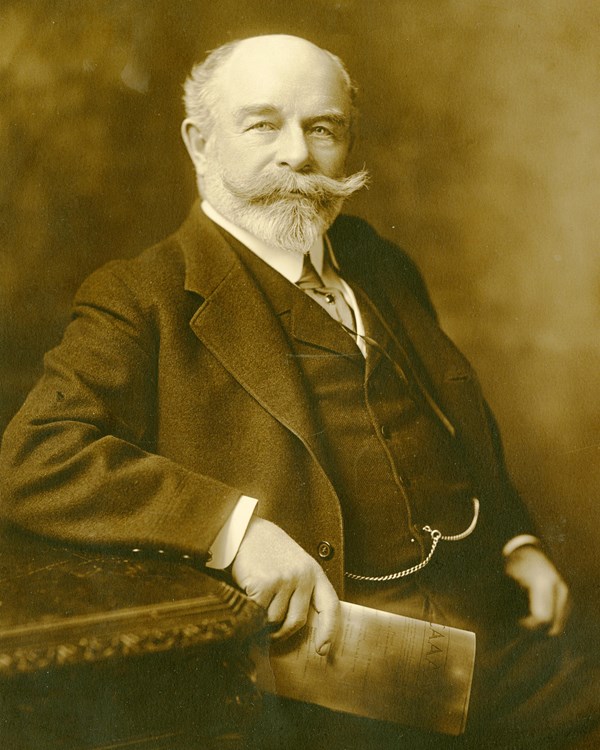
221, 139, 271, 176
315, 146, 348, 177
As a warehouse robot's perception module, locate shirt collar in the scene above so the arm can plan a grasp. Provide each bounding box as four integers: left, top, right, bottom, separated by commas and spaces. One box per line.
201, 199, 325, 283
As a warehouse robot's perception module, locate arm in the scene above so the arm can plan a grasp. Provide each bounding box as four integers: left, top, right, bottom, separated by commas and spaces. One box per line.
0, 263, 239, 558
482, 406, 570, 633
0, 262, 340, 651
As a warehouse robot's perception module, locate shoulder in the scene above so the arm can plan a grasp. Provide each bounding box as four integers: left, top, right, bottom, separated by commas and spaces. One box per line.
63, 235, 189, 359
69, 218, 207, 357
75, 204, 231, 311
76, 233, 186, 308
329, 214, 438, 320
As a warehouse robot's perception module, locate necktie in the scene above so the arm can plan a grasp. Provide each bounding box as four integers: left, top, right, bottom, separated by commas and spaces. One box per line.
296, 253, 357, 333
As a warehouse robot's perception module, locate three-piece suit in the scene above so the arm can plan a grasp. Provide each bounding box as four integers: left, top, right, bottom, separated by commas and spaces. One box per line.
0, 204, 596, 748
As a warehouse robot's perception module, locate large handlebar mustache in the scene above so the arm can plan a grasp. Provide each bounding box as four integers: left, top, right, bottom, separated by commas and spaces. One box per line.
223, 168, 370, 206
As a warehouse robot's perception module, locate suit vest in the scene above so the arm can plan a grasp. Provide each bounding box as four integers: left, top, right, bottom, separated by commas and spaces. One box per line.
221, 230, 477, 577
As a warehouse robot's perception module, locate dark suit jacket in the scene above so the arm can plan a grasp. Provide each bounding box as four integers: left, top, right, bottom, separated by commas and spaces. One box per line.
0, 205, 533, 594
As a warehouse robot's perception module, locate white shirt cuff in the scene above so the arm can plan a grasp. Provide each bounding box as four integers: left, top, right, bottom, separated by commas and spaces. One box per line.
502, 534, 541, 558
205, 495, 258, 569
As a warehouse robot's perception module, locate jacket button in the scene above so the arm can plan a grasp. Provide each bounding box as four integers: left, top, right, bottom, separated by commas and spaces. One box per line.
380, 424, 391, 439
317, 541, 334, 560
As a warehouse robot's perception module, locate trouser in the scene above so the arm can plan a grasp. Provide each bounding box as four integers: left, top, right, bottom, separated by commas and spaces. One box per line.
247, 561, 600, 749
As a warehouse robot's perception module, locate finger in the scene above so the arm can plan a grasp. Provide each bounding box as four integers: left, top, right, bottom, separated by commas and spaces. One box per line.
270, 581, 313, 642
241, 579, 278, 612
266, 584, 295, 627
312, 573, 340, 656
549, 580, 571, 637
520, 578, 554, 631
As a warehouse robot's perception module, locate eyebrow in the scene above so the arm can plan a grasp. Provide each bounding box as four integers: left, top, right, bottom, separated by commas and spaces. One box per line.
306, 111, 349, 128
233, 104, 279, 122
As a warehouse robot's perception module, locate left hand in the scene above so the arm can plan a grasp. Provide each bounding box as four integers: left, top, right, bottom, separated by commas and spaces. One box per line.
504, 544, 571, 636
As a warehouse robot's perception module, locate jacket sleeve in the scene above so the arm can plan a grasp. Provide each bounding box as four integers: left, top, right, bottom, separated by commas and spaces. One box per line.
0, 263, 240, 559
481, 396, 538, 546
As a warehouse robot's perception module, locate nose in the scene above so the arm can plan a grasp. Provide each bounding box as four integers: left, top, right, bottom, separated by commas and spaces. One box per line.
276, 123, 310, 171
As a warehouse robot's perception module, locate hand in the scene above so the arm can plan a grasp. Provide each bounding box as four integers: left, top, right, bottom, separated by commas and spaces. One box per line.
504, 545, 571, 636
231, 517, 339, 655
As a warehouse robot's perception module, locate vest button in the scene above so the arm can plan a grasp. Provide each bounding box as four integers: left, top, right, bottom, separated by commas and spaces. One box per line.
380, 424, 391, 440
317, 541, 334, 560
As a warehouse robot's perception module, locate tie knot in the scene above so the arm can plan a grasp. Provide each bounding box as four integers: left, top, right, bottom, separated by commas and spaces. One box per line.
295, 252, 357, 335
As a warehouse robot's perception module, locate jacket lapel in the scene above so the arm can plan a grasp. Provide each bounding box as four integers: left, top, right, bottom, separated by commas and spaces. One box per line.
289, 295, 364, 362
178, 204, 499, 489
332, 226, 500, 484
178, 205, 323, 457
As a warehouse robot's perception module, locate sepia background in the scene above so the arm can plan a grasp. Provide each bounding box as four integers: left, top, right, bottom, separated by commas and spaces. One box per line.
1, 1, 599, 619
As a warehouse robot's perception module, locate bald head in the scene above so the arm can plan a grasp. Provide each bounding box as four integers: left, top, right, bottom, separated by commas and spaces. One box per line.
183, 35, 356, 135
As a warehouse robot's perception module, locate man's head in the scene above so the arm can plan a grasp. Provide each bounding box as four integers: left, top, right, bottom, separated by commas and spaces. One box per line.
181, 35, 368, 254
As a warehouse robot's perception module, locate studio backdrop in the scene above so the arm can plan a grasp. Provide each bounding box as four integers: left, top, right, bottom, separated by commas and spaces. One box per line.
1, 0, 599, 613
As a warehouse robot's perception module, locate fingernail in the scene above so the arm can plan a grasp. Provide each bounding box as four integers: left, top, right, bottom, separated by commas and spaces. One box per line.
317, 642, 331, 657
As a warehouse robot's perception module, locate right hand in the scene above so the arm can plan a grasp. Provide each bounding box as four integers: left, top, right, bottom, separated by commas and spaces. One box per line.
231, 517, 339, 656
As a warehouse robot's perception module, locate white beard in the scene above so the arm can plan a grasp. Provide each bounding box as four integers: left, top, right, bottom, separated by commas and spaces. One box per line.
200, 157, 368, 255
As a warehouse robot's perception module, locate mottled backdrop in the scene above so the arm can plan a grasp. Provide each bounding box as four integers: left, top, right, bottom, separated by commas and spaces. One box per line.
1, 1, 599, 613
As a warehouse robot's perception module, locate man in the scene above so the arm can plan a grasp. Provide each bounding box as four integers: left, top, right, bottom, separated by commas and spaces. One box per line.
0, 35, 596, 748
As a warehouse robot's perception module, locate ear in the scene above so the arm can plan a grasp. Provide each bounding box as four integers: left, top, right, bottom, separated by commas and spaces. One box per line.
181, 118, 209, 175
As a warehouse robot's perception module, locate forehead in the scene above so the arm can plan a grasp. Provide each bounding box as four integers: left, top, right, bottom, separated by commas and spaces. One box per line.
214, 41, 351, 120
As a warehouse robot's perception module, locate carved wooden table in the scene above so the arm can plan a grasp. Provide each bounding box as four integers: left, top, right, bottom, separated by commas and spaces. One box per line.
0, 528, 266, 749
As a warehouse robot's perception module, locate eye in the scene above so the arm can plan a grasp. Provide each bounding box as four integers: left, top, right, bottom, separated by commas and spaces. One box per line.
247, 121, 277, 132
310, 125, 334, 137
